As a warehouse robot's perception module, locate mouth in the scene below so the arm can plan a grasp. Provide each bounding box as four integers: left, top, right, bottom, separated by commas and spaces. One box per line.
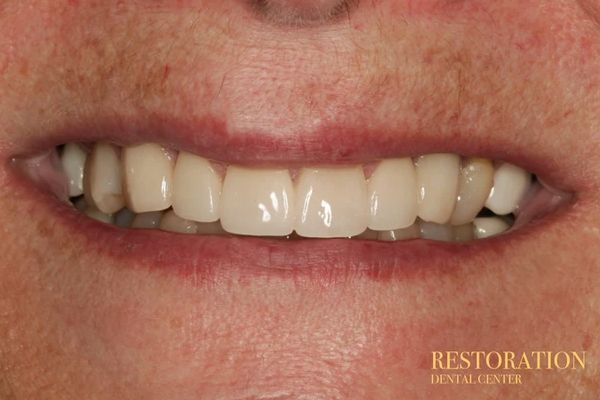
8, 118, 574, 280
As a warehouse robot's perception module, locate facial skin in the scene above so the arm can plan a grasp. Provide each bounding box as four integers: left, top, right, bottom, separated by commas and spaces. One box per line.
0, 0, 599, 398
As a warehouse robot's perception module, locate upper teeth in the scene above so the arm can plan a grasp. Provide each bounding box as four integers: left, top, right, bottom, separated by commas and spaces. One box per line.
60, 142, 534, 240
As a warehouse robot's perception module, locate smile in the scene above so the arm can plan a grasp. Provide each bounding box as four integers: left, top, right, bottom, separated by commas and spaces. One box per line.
26, 140, 572, 241
14, 131, 572, 248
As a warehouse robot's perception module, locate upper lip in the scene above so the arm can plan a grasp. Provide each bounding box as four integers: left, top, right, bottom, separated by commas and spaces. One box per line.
3, 110, 582, 194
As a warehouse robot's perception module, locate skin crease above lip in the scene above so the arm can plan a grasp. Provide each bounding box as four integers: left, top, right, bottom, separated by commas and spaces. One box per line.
0, 1, 599, 399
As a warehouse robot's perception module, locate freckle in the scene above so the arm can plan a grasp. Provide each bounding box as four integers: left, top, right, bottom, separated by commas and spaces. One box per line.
163, 64, 171, 84
68, 0, 80, 6
19, 59, 29, 76
170, 317, 183, 329
582, 333, 592, 350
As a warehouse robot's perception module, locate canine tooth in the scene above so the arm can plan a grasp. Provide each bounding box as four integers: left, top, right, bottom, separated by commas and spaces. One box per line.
473, 217, 510, 238
415, 154, 460, 224
221, 166, 295, 236
84, 143, 125, 214
196, 221, 227, 235
123, 143, 174, 213
84, 207, 113, 224
159, 210, 198, 234
61, 143, 87, 197
449, 158, 494, 225
368, 158, 418, 230
419, 221, 454, 242
485, 163, 531, 215
172, 152, 221, 222
295, 167, 368, 238
453, 224, 475, 242
131, 212, 163, 229
114, 208, 135, 228
377, 224, 420, 241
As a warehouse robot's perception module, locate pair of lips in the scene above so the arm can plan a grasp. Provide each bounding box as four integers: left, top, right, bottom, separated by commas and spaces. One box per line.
9, 116, 574, 279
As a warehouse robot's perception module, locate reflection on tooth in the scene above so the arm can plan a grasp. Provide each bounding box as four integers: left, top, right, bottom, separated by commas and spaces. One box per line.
131, 212, 163, 229
84, 207, 113, 224
377, 224, 420, 241
295, 167, 368, 238
485, 163, 531, 215
419, 221, 454, 242
123, 143, 174, 213
473, 217, 510, 239
159, 210, 198, 234
114, 208, 135, 228
450, 158, 494, 225
196, 221, 227, 235
368, 158, 418, 230
221, 166, 294, 236
453, 224, 475, 242
84, 143, 125, 214
172, 152, 221, 222
416, 154, 460, 224
61, 143, 87, 197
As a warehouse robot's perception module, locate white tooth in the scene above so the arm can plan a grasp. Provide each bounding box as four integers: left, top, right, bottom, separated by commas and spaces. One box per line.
473, 217, 510, 239
131, 212, 163, 229
221, 166, 294, 236
159, 210, 198, 234
453, 223, 475, 242
172, 152, 222, 222
416, 154, 460, 224
485, 163, 531, 215
295, 167, 368, 238
84, 143, 125, 214
61, 143, 87, 197
84, 207, 113, 224
114, 208, 135, 228
368, 158, 418, 230
419, 221, 454, 242
196, 221, 227, 235
377, 224, 420, 241
123, 143, 174, 213
449, 158, 494, 225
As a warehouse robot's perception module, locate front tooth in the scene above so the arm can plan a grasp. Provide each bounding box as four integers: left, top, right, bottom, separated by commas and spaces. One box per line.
368, 158, 418, 230
131, 212, 163, 229
449, 158, 494, 225
377, 224, 420, 241
84, 143, 125, 214
485, 163, 531, 215
295, 167, 368, 238
416, 154, 460, 224
61, 143, 87, 197
159, 210, 198, 234
123, 143, 174, 213
172, 152, 221, 222
473, 217, 510, 239
221, 166, 295, 236
419, 221, 455, 242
